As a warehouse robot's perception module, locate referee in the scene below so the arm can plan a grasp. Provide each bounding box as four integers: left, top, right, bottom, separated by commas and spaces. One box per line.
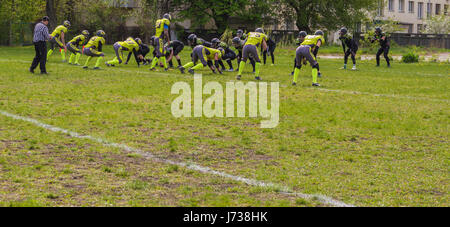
30, 16, 53, 74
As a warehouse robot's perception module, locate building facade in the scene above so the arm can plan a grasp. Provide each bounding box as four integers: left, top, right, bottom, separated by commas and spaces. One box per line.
376, 0, 449, 33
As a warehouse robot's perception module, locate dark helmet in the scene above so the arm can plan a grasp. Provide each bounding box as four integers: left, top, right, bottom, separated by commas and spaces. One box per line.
187, 34, 197, 42
375, 27, 382, 34
211, 38, 221, 45
63, 20, 71, 27
255, 28, 264, 33
81, 30, 90, 37
339, 27, 348, 37
236, 29, 243, 35
135, 38, 142, 45
298, 31, 307, 38
232, 37, 241, 45
42, 16, 50, 22
96, 30, 105, 37
163, 13, 171, 21
315, 30, 324, 36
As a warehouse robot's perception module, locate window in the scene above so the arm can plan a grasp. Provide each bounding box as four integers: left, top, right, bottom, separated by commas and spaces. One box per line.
389, 0, 395, 11
427, 3, 432, 18
399, 0, 405, 12
418, 2, 423, 19
377, 0, 385, 16
417, 24, 423, 33
435, 4, 441, 15
409, 1, 415, 13
445, 5, 448, 16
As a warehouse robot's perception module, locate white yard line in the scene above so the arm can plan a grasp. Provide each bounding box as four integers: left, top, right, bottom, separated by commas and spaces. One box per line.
0, 109, 354, 207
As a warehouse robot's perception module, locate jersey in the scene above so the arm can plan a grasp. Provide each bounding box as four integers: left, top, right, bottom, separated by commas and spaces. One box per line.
167, 40, 184, 49
155, 18, 171, 38
301, 35, 325, 48
244, 32, 267, 47
51, 25, 68, 38
69, 35, 87, 47
374, 33, 390, 47
118, 37, 140, 52
339, 34, 358, 51
85, 36, 106, 51
204, 47, 222, 60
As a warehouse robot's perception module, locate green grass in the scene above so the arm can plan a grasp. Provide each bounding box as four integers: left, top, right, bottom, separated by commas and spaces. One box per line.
0, 45, 448, 207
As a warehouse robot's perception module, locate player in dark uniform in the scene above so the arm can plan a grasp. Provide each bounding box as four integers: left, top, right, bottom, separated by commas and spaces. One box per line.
263, 37, 276, 66
165, 40, 185, 68
125, 38, 151, 66
339, 27, 359, 70
371, 27, 391, 67
212, 38, 237, 72
232, 37, 255, 73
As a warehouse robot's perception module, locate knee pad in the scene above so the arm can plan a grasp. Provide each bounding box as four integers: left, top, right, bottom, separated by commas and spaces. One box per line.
312, 64, 319, 70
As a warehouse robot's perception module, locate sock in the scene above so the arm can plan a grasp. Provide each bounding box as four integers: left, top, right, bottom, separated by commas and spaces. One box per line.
169, 60, 173, 67
75, 53, 81, 64
191, 63, 204, 70
238, 61, 246, 76
84, 56, 92, 67
160, 56, 168, 69
47, 49, 54, 60
69, 54, 75, 64
177, 59, 182, 66
255, 62, 261, 78
293, 68, 300, 83
60, 49, 66, 61
312, 68, 318, 84
107, 57, 119, 65
95, 57, 103, 68
183, 62, 194, 69
150, 57, 159, 69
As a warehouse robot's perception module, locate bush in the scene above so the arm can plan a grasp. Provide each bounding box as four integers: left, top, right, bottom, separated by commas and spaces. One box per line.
402, 52, 419, 63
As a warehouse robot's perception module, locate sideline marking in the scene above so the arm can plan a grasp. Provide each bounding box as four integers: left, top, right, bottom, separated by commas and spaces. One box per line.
0, 109, 354, 207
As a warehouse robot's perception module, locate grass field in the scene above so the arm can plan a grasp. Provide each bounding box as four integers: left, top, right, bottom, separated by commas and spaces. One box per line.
0, 45, 448, 207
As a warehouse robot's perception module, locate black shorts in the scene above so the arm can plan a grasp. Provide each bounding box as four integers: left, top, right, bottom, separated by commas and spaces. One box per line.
173, 44, 184, 56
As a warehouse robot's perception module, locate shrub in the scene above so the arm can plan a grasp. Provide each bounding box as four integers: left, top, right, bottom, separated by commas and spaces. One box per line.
402, 52, 419, 63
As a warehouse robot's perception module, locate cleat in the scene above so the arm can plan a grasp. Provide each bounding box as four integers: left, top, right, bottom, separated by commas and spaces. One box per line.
188, 69, 195, 75
93, 67, 101, 70
352, 66, 357, 71
318, 72, 322, 78
164, 68, 169, 72
255, 76, 262, 81
312, 83, 321, 87
290, 71, 294, 76
227, 68, 234, 72
149, 67, 156, 71
292, 82, 297, 86
179, 67, 185, 74
29, 68, 34, 74
105, 63, 111, 67
83, 66, 88, 69
236, 75, 241, 80
74, 63, 81, 66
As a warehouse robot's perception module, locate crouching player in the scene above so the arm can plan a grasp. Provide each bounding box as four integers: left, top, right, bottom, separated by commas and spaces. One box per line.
47, 20, 70, 62
291, 31, 307, 75
339, 27, 358, 70
212, 38, 237, 72
292, 30, 325, 87
232, 37, 256, 73
82, 30, 106, 70
236, 28, 267, 81
126, 40, 151, 65
149, 13, 171, 71
179, 45, 224, 75
165, 40, 185, 68
67, 30, 89, 66
106, 37, 141, 67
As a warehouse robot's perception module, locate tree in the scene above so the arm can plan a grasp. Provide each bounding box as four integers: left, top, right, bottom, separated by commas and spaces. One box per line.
422, 14, 450, 34
279, 0, 378, 33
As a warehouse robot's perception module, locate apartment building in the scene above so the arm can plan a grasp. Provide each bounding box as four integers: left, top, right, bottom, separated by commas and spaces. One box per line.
376, 0, 449, 33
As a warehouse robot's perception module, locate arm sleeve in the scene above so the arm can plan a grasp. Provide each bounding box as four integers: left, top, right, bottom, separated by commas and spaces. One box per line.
133, 49, 140, 66
126, 52, 132, 64
313, 46, 319, 58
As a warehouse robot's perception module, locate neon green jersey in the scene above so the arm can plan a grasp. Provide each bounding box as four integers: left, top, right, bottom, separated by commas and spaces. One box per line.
118, 37, 140, 51
85, 36, 105, 49
69, 35, 86, 46
204, 47, 222, 60
155, 18, 170, 38
301, 35, 325, 47
244, 32, 267, 47
51, 25, 68, 38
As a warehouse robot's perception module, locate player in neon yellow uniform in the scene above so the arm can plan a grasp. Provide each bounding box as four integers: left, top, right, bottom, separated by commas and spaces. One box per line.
67, 30, 89, 66
236, 28, 267, 81
47, 20, 70, 62
179, 46, 225, 75
106, 37, 142, 67
292, 30, 325, 87
149, 13, 171, 71
82, 30, 106, 70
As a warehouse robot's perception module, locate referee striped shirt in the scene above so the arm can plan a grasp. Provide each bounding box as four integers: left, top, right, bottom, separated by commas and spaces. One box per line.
33, 22, 50, 42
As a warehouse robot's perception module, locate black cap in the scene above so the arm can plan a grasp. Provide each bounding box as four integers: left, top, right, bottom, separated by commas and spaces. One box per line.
42, 16, 50, 21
